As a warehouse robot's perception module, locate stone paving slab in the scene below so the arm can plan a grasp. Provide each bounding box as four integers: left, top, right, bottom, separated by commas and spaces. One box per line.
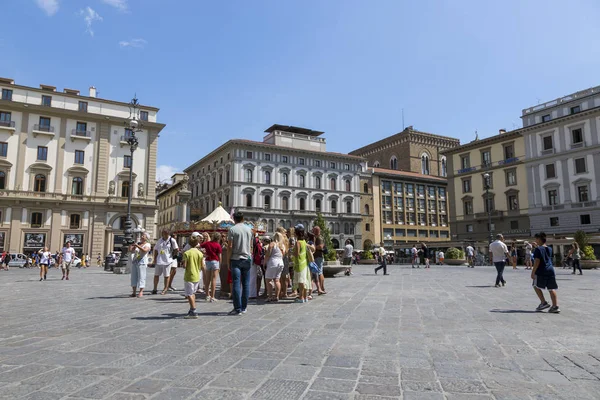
1, 265, 600, 399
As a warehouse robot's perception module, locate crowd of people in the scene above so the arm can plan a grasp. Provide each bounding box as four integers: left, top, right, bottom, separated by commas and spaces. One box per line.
127, 211, 335, 318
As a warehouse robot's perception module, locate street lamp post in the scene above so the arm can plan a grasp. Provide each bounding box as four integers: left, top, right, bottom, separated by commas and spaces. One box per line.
483, 172, 493, 244
114, 96, 142, 274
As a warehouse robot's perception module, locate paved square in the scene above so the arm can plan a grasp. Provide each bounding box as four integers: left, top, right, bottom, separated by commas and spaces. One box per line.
1, 265, 600, 399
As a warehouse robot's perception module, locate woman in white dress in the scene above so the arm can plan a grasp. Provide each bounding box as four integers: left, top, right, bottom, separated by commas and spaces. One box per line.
130, 233, 151, 298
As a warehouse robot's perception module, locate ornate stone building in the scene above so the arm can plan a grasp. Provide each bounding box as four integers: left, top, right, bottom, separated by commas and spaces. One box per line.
0, 78, 164, 256
156, 173, 191, 234
349, 126, 459, 177
184, 125, 367, 249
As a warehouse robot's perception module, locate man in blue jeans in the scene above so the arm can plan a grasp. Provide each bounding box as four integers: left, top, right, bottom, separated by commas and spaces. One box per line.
227, 211, 253, 315
489, 234, 510, 288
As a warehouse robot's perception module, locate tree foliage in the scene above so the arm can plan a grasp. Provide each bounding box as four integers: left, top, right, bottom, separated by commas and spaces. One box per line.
313, 213, 337, 261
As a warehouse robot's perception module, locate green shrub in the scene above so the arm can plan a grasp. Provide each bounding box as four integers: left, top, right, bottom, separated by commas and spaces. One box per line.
582, 245, 597, 261
446, 247, 464, 260
363, 239, 373, 250
362, 250, 374, 260
574, 230, 589, 250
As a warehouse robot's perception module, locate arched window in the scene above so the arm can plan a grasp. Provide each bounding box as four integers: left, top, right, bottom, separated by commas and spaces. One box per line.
268, 220, 274, 232
246, 193, 253, 207
345, 179, 351, 192
329, 222, 334, 233
315, 176, 321, 189
299, 198, 306, 210
213, 177, 216, 189
246, 169, 253, 183
363, 183, 368, 193
334, 223, 340, 234
34, 174, 46, 192
373, 161, 380, 167
344, 223, 349, 234
226, 170, 230, 183
0, 171, 5, 190
265, 171, 271, 184
282, 196, 289, 211
219, 174, 223, 186
72, 177, 83, 195
364, 204, 370, 214
264, 195, 271, 210
346, 201, 352, 214
299, 175, 305, 188
282, 173, 288, 186
315, 199, 321, 212
70, 214, 80, 229
390, 156, 398, 170
350, 223, 355, 234
421, 154, 430, 175
121, 180, 130, 197
441, 157, 447, 177
331, 200, 337, 213
330, 178, 336, 191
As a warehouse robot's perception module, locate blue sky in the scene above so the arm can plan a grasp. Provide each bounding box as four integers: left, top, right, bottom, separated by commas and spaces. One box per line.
3, 0, 600, 181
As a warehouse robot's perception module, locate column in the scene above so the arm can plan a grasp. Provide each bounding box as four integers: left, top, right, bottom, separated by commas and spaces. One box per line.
561, 159, 572, 203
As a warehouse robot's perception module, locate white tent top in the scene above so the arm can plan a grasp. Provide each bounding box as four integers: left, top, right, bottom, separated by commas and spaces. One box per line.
201, 204, 234, 223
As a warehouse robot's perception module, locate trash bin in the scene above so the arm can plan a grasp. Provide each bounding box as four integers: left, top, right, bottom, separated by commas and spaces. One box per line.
104, 256, 115, 272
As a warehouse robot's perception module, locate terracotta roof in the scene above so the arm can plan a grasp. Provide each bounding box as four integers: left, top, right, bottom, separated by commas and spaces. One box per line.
372, 167, 447, 182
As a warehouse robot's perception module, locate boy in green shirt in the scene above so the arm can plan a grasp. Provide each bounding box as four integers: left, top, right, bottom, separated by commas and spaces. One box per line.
182, 237, 204, 319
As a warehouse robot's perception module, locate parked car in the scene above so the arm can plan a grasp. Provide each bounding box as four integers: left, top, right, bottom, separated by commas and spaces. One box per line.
8, 254, 30, 268
72, 256, 82, 268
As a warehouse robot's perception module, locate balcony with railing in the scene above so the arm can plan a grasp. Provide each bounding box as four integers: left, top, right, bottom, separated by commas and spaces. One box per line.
70, 128, 92, 142
32, 124, 55, 137
0, 120, 15, 133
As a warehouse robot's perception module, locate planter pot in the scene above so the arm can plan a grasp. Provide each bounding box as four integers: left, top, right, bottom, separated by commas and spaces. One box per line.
445, 259, 467, 266
322, 261, 346, 277
358, 260, 377, 265
580, 260, 600, 269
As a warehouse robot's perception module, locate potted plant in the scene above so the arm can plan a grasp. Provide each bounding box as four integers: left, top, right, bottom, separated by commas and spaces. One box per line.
313, 213, 345, 276
574, 230, 599, 269
358, 250, 377, 265
445, 247, 467, 266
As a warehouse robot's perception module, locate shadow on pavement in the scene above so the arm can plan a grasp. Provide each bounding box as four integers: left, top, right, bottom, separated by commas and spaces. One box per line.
490, 309, 537, 314
86, 295, 134, 300
466, 285, 494, 288
131, 311, 225, 320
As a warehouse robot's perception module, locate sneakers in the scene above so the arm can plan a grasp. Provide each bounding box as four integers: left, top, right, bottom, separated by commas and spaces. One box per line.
151, 290, 158, 295
228, 309, 241, 316
61, 276, 65, 280
241, 309, 247, 314
536, 302, 551, 312
210, 297, 217, 302
548, 306, 561, 314
184, 310, 199, 319
501, 281, 506, 287
39, 278, 43, 281
494, 284, 501, 288
374, 268, 377, 275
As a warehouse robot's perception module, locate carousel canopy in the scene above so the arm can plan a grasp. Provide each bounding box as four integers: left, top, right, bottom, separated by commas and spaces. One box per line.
201, 204, 234, 223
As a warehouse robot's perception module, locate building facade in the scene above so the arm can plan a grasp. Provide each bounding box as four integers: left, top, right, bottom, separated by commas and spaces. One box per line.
0, 78, 164, 256
444, 129, 529, 246
184, 125, 367, 249
359, 174, 375, 250
367, 168, 450, 250
349, 126, 460, 177
156, 173, 191, 234
522, 85, 600, 235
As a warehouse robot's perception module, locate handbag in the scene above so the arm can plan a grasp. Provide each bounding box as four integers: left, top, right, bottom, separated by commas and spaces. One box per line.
309, 261, 320, 275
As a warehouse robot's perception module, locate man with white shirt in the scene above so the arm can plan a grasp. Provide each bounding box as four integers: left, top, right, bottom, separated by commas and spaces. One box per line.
152, 228, 179, 295
489, 234, 510, 287
466, 245, 475, 268
59, 241, 76, 281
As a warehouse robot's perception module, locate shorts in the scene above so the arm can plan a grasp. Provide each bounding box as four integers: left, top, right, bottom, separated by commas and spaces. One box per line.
184, 281, 200, 297
342, 257, 352, 266
61, 261, 72, 270
265, 264, 284, 279
314, 257, 324, 275
154, 263, 172, 277
206, 260, 220, 271
533, 275, 558, 290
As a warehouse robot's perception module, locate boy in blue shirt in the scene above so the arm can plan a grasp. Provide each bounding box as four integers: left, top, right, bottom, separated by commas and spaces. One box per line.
532, 232, 560, 313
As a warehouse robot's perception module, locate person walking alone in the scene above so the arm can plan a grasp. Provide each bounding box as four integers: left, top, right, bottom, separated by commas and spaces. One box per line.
489, 234, 510, 287
59, 242, 76, 281
524, 241, 533, 270
421, 242, 430, 269
228, 212, 253, 315
343, 239, 354, 276
38, 246, 51, 281
374, 243, 388, 275
569, 242, 583, 275
532, 232, 560, 313
466, 244, 475, 268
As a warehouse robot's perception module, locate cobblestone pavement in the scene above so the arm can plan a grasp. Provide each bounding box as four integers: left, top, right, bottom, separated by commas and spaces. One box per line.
1, 264, 600, 399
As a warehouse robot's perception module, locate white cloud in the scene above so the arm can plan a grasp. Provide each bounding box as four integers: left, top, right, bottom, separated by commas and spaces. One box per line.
119, 38, 147, 49
79, 7, 102, 37
156, 165, 181, 183
101, 0, 128, 12
35, 0, 59, 16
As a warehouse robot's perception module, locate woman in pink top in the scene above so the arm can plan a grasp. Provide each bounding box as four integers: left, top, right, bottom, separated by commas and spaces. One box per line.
201, 232, 223, 302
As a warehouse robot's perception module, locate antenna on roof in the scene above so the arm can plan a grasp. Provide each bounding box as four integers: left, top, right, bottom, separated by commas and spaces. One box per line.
402, 108, 405, 130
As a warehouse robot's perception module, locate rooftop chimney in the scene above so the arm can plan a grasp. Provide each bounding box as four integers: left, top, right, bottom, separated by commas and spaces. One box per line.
89, 86, 97, 98
499, 129, 506, 135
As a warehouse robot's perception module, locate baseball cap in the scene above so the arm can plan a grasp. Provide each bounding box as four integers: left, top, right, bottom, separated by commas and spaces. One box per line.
190, 232, 201, 238
295, 223, 305, 230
